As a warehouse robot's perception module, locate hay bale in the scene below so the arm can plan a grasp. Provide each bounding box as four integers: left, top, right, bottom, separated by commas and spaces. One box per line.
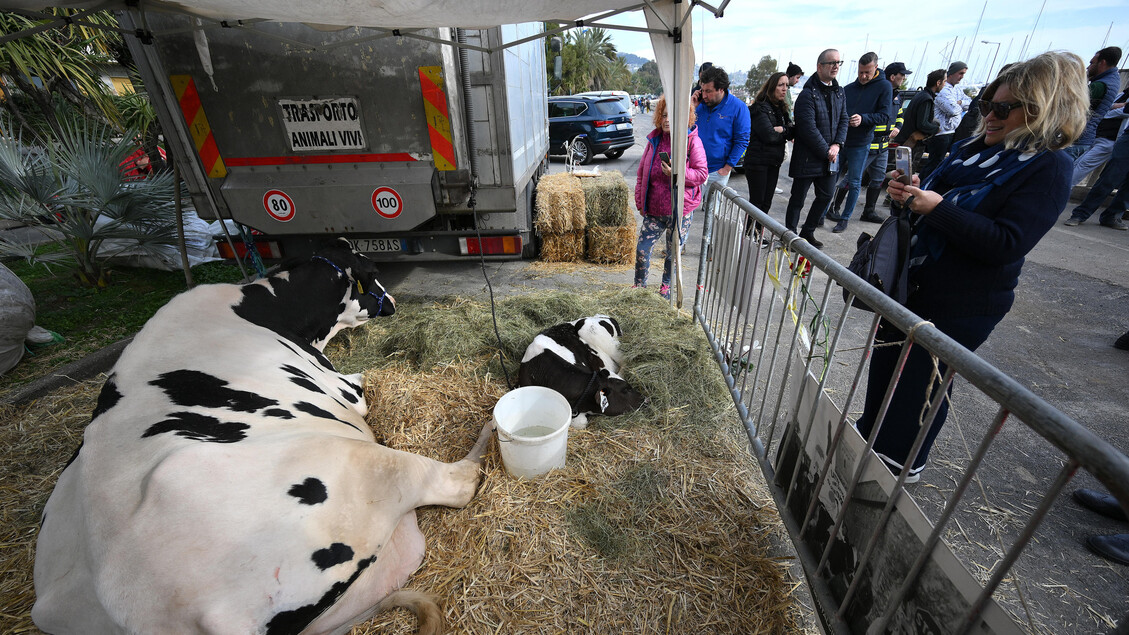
585, 225, 636, 265
534, 173, 586, 234
539, 231, 585, 263
579, 170, 632, 227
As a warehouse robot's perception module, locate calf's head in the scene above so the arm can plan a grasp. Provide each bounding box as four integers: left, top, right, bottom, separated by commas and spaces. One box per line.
592, 370, 645, 416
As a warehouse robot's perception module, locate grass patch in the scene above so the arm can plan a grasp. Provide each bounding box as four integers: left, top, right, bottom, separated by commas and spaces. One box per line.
1, 258, 246, 396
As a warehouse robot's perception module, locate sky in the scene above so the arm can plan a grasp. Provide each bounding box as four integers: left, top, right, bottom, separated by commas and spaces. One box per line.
597, 0, 1129, 88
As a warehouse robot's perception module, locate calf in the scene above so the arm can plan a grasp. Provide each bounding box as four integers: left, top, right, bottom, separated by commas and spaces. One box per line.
33, 239, 490, 635
518, 315, 644, 429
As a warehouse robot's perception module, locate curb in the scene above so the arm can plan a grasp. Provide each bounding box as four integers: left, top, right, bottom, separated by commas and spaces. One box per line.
3, 336, 133, 406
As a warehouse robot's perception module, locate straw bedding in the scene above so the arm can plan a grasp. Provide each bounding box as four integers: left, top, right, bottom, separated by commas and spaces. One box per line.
0, 289, 799, 634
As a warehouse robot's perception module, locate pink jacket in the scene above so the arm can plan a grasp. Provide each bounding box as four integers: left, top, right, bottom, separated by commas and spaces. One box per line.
634, 126, 709, 217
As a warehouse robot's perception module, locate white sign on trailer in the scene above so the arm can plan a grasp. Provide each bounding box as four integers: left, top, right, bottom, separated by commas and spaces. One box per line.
278, 97, 366, 151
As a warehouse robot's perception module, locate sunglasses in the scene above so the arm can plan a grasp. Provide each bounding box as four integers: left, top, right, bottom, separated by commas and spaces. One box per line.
978, 100, 1024, 119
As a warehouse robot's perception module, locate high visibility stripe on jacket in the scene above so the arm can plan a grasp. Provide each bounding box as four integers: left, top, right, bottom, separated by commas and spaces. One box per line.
870, 97, 907, 151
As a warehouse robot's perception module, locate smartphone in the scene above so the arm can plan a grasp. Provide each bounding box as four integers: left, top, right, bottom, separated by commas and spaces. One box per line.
658, 151, 671, 164
894, 146, 913, 184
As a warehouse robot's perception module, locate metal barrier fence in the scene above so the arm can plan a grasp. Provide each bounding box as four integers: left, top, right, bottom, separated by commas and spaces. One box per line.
692, 186, 1129, 635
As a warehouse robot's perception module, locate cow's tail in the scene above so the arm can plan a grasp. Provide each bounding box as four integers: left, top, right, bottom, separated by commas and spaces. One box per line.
376, 589, 444, 634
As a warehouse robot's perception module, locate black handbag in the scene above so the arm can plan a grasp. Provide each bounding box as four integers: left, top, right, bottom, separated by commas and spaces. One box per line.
843, 212, 913, 311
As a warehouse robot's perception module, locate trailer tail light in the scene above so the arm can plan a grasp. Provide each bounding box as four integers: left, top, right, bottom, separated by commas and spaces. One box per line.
216, 240, 282, 260
459, 236, 522, 256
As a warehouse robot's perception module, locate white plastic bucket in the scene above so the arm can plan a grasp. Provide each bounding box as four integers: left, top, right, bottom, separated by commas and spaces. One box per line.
493, 386, 572, 479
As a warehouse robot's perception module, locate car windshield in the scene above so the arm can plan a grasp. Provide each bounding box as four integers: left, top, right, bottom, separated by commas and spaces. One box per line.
594, 100, 627, 116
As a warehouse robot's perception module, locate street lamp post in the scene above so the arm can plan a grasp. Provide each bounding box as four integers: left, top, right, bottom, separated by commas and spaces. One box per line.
982, 40, 1001, 83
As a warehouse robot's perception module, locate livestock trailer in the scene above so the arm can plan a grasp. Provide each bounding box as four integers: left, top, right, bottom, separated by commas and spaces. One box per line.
123, 15, 549, 260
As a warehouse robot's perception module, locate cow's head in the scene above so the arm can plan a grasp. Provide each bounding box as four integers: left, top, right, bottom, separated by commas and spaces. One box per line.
592, 369, 645, 416
314, 239, 397, 323
233, 239, 396, 350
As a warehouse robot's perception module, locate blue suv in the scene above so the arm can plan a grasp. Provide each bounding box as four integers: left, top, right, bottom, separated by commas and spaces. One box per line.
548, 95, 634, 164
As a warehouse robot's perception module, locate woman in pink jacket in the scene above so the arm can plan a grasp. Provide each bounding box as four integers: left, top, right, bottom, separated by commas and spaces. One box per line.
633, 95, 709, 298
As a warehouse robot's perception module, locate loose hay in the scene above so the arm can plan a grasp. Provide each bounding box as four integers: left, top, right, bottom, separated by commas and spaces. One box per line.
539, 231, 584, 263
534, 173, 586, 234
579, 170, 633, 227
1, 290, 800, 634
585, 225, 636, 265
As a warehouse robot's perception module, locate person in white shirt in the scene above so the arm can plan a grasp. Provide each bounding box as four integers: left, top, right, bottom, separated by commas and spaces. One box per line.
921, 61, 968, 178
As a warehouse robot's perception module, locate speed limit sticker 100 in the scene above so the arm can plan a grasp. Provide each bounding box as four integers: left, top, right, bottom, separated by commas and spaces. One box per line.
263, 190, 296, 222
371, 187, 403, 219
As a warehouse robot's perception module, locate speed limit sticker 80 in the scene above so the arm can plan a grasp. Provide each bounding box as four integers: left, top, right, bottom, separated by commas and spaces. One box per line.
263, 190, 295, 222
371, 187, 403, 219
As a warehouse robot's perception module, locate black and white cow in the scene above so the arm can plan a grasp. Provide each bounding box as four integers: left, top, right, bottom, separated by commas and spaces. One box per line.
32, 239, 491, 635
517, 315, 644, 429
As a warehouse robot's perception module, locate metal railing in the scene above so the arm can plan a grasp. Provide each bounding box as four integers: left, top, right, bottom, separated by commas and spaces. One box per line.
692, 186, 1129, 635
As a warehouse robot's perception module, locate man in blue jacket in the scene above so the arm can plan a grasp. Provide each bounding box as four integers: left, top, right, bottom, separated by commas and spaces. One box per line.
783, 48, 849, 248
693, 66, 751, 218
825, 51, 891, 232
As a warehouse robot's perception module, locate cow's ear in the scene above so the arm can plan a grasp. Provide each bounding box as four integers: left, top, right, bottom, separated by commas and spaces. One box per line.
597, 389, 609, 413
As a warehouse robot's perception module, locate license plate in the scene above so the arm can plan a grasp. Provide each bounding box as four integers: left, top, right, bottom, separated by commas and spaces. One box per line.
617, 123, 633, 131
349, 238, 403, 253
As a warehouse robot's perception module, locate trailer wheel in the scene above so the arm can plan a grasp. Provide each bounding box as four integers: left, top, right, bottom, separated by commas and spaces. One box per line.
570, 136, 594, 165
604, 148, 624, 160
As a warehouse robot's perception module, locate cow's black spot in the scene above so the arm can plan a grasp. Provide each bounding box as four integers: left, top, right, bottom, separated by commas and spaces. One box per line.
311, 543, 354, 570
150, 370, 277, 413
265, 555, 376, 635
289, 376, 323, 394
281, 364, 313, 380
338, 387, 359, 404
276, 338, 336, 372
91, 376, 122, 420
293, 401, 361, 432
264, 408, 295, 419
288, 477, 327, 505
142, 412, 249, 443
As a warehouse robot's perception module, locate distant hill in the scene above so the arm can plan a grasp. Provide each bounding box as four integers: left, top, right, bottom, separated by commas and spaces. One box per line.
618, 52, 652, 72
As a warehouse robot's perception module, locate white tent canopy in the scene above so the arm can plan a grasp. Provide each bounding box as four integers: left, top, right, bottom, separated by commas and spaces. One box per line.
5, 0, 720, 300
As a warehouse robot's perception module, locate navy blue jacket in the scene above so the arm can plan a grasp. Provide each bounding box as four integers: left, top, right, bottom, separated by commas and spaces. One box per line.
844, 74, 892, 147
907, 140, 1072, 319
789, 78, 848, 179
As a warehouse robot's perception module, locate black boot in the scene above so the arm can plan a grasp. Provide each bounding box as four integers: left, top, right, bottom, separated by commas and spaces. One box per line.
799, 228, 823, 248
860, 187, 884, 223
826, 188, 847, 221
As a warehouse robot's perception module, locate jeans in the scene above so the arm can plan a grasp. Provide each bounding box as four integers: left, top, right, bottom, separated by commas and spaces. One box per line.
1071, 132, 1129, 224
866, 146, 889, 186
1072, 137, 1115, 186
829, 144, 870, 220
634, 212, 695, 287
856, 314, 1002, 472
1065, 142, 1093, 161
785, 174, 835, 233
920, 133, 953, 179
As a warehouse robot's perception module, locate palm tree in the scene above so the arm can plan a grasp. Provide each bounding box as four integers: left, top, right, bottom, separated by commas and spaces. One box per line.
563, 28, 619, 93
0, 120, 179, 288
0, 10, 121, 141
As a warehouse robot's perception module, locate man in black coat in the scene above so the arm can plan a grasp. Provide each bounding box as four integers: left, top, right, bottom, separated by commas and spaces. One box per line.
893, 69, 945, 175
782, 48, 849, 248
